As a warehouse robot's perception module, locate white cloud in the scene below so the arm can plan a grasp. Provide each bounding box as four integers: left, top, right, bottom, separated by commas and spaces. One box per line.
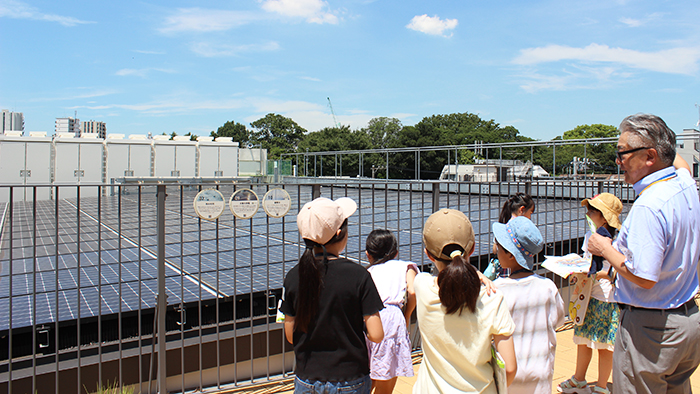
159, 8, 260, 33
133, 50, 166, 55
74, 98, 249, 115
619, 12, 663, 28
115, 68, 176, 78
513, 43, 700, 75
619, 17, 642, 27
0, 0, 94, 26
406, 14, 457, 37
27, 89, 117, 102
189, 41, 280, 57
261, 0, 338, 24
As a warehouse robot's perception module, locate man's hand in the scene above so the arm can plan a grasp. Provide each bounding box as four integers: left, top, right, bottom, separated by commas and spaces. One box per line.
587, 232, 612, 256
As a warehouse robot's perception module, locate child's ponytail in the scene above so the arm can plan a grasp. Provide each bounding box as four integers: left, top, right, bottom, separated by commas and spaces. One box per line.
434, 246, 480, 315
295, 240, 324, 332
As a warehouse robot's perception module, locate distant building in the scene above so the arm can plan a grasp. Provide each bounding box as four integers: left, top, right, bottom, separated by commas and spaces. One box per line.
677, 128, 699, 178
55, 117, 80, 136
2, 110, 24, 134
81, 120, 106, 139
439, 160, 549, 182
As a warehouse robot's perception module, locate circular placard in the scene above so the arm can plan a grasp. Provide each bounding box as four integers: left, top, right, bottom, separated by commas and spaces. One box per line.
229, 188, 260, 219
193, 189, 225, 220
262, 188, 292, 218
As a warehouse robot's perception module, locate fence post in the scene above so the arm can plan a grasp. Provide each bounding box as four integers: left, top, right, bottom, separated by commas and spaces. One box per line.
312, 184, 321, 200
156, 184, 168, 394
432, 182, 440, 213
598, 180, 604, 195
525, 181, 532, 196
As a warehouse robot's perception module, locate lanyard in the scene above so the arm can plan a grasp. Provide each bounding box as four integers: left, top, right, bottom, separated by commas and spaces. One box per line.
637, 173, 676, 199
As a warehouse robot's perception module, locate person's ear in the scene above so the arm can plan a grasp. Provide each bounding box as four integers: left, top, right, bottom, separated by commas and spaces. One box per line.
424, 248, 436, 262
365, 251, 373, 263
645, 147, 659, 167
467, 243, 475, 258
336, 228, 342, 237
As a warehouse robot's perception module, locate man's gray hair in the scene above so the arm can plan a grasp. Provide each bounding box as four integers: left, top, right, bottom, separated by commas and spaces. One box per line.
619, 114, 676, 166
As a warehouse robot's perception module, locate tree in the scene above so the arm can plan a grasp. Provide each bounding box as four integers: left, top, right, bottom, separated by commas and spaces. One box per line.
297, 126, 372, 177
211, 120, 249, 144
363, 117, 403, 149
561, 124, 619, 174
390, 112, 530, 179
250, 114, 307, 159
533, 124, 618, 175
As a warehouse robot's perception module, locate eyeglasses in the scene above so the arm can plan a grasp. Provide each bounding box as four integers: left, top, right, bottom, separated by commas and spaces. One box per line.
616, 146, 651, 161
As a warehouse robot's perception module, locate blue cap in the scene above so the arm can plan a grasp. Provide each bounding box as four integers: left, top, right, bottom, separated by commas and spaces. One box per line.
492, 216, 544, 270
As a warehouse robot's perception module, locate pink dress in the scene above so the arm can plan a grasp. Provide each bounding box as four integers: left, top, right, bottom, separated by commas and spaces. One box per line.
366, 260, 418, 380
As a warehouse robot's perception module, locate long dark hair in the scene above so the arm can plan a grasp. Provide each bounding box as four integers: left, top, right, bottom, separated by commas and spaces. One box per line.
499, 192, 535, 224
366, 229, 398, 267
429, 244, 480, 315
295, 219, 348, 332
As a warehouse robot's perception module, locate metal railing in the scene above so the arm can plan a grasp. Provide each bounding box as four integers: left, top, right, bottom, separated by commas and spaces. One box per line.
0, 178, 634, 393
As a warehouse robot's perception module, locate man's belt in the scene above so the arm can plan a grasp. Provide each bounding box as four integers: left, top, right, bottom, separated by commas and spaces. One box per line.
618, 298, 697, 314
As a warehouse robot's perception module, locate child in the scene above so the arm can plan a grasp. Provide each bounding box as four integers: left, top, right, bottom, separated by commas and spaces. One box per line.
365, 229, 419, 394
557, 193, 622, 394
279, 197, 385, 393
498, 192, 535, 224
485, 192, 536, 280
413, 209, 517, 393
493, 216, 565, 394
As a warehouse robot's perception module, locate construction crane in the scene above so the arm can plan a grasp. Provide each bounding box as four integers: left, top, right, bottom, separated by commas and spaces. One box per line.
327, 97, 340, 128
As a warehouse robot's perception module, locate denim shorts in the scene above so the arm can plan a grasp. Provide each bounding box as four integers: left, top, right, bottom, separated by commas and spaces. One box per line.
294, 375, 372, 394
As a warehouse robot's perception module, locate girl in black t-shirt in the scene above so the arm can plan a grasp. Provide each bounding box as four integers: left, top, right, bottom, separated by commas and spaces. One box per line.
280, 197, 384, 393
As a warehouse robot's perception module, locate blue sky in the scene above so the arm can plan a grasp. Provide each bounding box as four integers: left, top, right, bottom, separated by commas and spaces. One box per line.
1, 0, 699, 141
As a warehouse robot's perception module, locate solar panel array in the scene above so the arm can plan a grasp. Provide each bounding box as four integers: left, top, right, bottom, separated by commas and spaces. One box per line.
0, 181, 630, 331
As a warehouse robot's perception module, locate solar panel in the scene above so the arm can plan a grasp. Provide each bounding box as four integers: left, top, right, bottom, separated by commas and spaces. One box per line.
0, 183, 629, 331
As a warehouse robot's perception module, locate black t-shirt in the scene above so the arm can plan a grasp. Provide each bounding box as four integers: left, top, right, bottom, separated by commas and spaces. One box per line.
280, 257, 384, 382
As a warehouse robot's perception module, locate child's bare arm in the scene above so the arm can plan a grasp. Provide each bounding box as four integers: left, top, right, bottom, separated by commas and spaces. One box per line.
494, 334, 517, 386
404, 267, 417, 328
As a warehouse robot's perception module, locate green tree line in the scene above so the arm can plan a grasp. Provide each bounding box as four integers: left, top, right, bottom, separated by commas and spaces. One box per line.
210, 112, 619, 179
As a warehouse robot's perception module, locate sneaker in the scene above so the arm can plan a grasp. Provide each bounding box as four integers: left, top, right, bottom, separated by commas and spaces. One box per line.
592, 386, 610, 394
557, 376, 589, 393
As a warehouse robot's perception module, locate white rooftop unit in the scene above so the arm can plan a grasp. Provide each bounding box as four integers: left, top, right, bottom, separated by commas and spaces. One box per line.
198, 139, 239, 177
439, 164, 503, 182
105, 135, 154, 181
52, 137, 105, 199
153, 138, 197, 177
440, 161, 549, 182
0, 134, 53, 202
238, 147, 267, 176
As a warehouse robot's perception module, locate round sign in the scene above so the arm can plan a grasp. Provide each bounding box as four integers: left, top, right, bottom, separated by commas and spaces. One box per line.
229, 188, 260, 219
262, 188, 292, 218
193, 189, 225, 220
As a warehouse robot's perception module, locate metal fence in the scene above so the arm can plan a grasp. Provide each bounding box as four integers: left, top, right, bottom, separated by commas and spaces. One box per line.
0, 178, 634, 393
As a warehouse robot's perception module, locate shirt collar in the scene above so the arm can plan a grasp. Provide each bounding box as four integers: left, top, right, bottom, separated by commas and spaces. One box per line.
633, 166, 675, 195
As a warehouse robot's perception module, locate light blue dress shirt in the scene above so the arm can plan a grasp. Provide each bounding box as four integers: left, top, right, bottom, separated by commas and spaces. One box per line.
613, 166, 700, 309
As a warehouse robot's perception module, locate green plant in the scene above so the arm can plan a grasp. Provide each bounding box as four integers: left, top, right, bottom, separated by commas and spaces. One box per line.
84, 380, 135, 394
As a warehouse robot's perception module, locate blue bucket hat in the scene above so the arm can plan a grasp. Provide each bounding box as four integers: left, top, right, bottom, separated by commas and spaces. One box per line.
492, 216, 544, 270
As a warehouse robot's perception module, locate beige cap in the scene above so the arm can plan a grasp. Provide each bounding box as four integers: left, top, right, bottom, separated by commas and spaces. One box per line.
581, 193, 623, 229
297, 197, 357, 245
423, 209, 475, 260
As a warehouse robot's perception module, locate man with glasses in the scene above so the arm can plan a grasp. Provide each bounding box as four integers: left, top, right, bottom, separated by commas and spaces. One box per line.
588, 113, 700, 394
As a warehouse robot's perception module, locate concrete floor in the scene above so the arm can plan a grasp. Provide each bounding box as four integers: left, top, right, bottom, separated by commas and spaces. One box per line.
217, 320, 700, 394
